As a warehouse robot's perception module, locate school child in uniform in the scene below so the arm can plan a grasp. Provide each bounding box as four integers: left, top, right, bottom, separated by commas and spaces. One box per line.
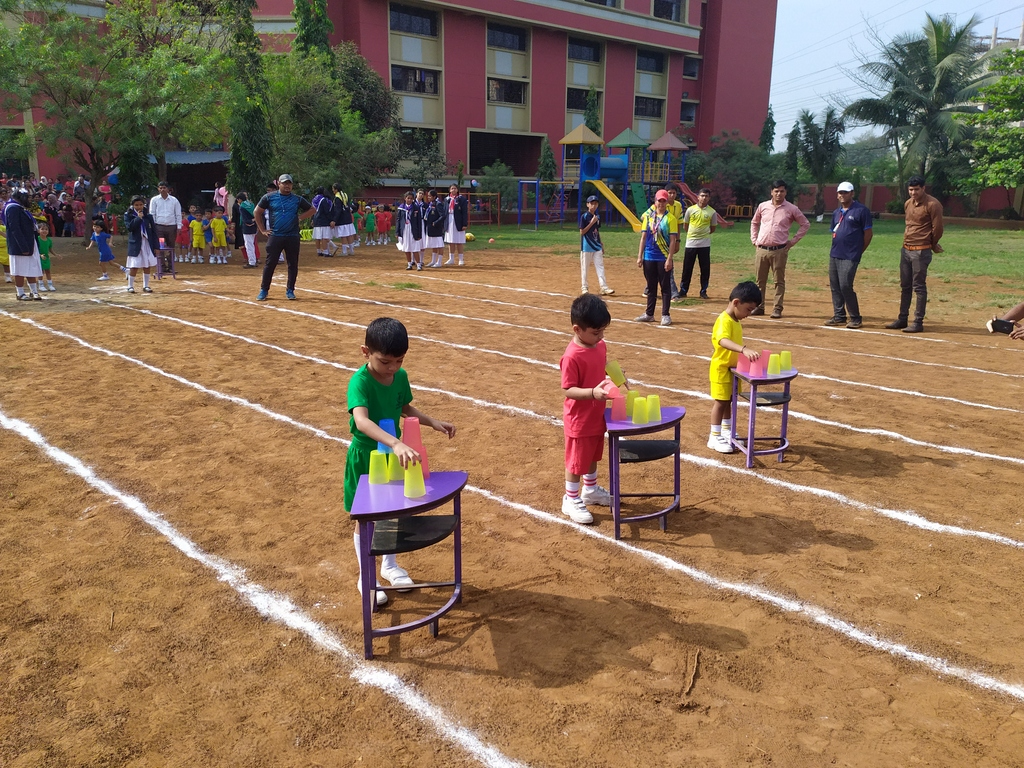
395, 191, 424, 271
345, 317, 456, 606
707, 281, 763, 454
579, 195, 613, 296
36, 222, 56, 291
353, 204, 364, 246
200, 209, 214, 262
423, 189, 446, 267
176, 212, 191, 261
124, 195, 159, 293
443, 184, 469, 266
312, 187, 335, 257
86, 219, 120, 280
374, 205, 388, 248
0, 222, 10, 284
382, 205, 394, 245
559, 293, 615, 524
189, 211, 206, 263
331, 185, 355, 255
363, 202, 378, 245
209, 206, 229, 264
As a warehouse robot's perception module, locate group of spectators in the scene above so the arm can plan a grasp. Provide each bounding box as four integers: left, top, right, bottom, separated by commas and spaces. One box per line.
1, 171, 114, 239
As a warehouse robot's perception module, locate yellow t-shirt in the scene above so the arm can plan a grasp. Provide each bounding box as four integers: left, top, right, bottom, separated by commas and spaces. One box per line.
710, 309, 743, 401
189, 218, 205, 244
0, 224, 8, 266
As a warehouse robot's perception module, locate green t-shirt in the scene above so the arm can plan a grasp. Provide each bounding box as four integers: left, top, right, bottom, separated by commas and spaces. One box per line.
38, 237, 53, 257
346, 364, 413, 451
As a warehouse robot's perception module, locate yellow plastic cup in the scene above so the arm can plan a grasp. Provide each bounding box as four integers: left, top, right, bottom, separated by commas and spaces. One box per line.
625, 389, 638, 418
605, 360, 626, 387
387, 452, 405, 481
780, 350, 792, 370
368, 450, 388, 484
404, 462, 426, 498
768, 354, 781, 375
632, 396, 648, 425
647, 394, 662, 422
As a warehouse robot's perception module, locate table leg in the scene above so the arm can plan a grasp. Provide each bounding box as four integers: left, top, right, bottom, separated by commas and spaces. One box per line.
360, 520, 375, 660
610, 434, 621, 540
454, 493, 462, 604
745, 383, 757, 468
667, 422, 680, 532
779, 381, 791, 463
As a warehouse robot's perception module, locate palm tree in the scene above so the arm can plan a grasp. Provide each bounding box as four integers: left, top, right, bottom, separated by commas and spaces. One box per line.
845, 13, 999, 195
796, 108, 845, 215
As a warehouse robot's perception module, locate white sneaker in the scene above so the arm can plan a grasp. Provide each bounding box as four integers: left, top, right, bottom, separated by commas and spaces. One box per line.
659, 316, 672, 327
458, 257, 464, 266
707, 434, 735, 454
97, 274, 110, 281
635, 314, 654, 323
37, 283, 48, 292
380, 562, 415, 593
444, 257, 454, 266
356, 578, 388, 607
581, 485, 612, 506
561, 494, 594, 524
600, 287, 615, 295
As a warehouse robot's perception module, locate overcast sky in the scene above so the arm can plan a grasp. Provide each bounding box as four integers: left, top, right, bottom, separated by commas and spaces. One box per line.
768, 1, 1024, 151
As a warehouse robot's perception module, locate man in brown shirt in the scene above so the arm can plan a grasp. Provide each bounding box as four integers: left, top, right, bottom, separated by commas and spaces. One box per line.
886, 175, 943, 333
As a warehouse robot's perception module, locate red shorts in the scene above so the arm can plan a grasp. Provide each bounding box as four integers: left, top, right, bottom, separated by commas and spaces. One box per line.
565, 434, 605, 476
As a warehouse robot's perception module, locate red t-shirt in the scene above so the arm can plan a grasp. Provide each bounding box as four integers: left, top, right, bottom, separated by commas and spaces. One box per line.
375, 211, 387, 230
560, 339, 608, 437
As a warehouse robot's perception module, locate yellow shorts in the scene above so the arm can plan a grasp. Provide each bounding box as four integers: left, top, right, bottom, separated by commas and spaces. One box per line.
192, 236, 205, 249
212, 234, 227, 248
0, 252, 8, 267
710, 373, 734, 402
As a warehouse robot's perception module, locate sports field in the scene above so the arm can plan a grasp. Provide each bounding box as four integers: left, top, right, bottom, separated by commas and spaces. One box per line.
3, 221, 1024, 766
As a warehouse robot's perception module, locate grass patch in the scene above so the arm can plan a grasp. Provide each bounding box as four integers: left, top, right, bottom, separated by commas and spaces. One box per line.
363, 280, 379, 287
391, 282, 421, 290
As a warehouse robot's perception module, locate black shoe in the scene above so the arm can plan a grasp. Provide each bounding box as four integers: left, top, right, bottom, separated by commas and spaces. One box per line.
885, 319, 908, 330
750, 306, 764, 316
699, 291, 708, 299
823, 317, 847, 326
846, 319, 863, 329
242, 264, 257, 269
903, 322, 924, 334
678, 291, 688, 298
770, 309, 782, 319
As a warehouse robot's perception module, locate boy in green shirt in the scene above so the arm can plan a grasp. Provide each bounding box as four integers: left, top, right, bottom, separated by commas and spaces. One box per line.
37, 221, 56, 291
346, 317, 456, 606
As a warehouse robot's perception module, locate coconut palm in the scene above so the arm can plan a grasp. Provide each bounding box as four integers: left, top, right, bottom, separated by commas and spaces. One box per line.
845, 13, 1000, 194
796, 108, 845, 215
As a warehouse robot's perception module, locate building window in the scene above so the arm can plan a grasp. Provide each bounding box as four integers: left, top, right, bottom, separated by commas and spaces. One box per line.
392, 65, 440, 95
680, 102, 697, 123
566, 87, 591, 111
487, 22, 528, 51
683, 56, 700, 78
584, 0, 617, 6
488, 78, 526, 105
652, 0, 683, 22
389, 3, 438, 36
634, 96, 664, 119
636, 49, 665, 73
567, 37, 602, 63
400, 127, 441, 153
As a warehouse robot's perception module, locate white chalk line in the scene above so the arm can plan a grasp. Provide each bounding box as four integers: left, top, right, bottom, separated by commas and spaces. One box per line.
89, 297, 1024, 545
382, 272, 1024, 378
323, 278, 1023, 413
93, 300, 561, 426
185, 290, 1024, 468
0, 407, 526, 768
4, 316, 1022, 705
401, 271, 1024, 355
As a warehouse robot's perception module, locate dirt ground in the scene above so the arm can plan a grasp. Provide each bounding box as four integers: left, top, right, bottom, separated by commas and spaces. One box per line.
2, 238, 1024, 767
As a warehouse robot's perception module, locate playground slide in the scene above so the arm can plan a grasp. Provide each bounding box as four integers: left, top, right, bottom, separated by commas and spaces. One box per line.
629, 183, 648, 213
589, 180, 642, 232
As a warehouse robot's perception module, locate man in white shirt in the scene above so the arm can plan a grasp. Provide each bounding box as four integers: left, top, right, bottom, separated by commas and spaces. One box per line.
149, 181, 182, 263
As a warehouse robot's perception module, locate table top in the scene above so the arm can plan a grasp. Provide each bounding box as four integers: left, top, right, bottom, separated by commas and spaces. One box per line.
731, 368, 799, 384
605, 405, 686, 435
350, 470, 469, 520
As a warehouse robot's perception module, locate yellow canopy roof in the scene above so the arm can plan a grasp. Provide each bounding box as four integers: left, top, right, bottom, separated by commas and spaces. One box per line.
559, 124, 604, 145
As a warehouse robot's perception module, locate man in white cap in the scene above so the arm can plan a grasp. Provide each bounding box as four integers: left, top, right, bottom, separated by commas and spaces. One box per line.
254, 174, 313, 301
824, 181, 872, 329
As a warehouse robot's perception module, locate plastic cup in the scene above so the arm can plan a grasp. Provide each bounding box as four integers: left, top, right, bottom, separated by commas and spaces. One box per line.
749, 359, 763, 379
780, 350, 792, 370
404, 462, 426, 499
159, 237, 166, 249
647, 394, 662, 422
632, 396, 648, 425
736, 354, 750, 374
402, 417, 423, 449
625, 389, 638, 418
602, 382, 622, 399
610, 396, 627, 421
368, 450, 388, 484
768, 353, 781, 375
605, 360, 626, 387
387, 452, 405, 481
761, 349, 772, 362
377, 418, 397, 453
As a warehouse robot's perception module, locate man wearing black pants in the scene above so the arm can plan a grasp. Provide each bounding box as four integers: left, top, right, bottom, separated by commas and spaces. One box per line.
680, 187, 718, 298
254, 174, 313, 301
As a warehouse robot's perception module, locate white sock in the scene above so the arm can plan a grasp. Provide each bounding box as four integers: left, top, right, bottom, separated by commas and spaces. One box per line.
721, 420, 731, 437
381, 553, 399, 571
582, 470, 598, 490
128, 275, 135, 290
142, 273, 150, 288
48, 281, 54, 289
711, 425, 722, 437
15, 285, 25, 297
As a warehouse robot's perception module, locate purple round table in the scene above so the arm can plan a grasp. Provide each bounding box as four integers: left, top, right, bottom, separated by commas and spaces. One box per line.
605, 405, 686, 540
350, 470, 468, 659
729, 368, 798, 468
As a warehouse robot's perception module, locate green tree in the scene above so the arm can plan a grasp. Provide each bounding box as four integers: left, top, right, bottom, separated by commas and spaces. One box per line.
845, 13, 999, 195
226, 0, 273, 196
480, 160, 516, 211
759, 105, 776, 152
537, 136, 557, 181
403, 130, 449, 191
293, 0, 334, 60
686, 132, 785, 208
961, 48, 1024, 210
784, 121, 800, 180
334, 42, 400, 133
583, 86, 602, 160
796, 108, 845, 215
